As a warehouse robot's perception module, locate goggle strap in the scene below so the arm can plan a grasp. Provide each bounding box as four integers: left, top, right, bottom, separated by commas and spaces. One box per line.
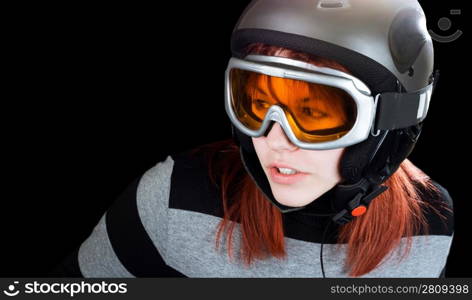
373, 81, 434, 131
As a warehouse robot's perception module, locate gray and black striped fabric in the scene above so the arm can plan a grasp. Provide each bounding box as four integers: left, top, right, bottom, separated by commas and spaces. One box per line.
50, 149, 454, 277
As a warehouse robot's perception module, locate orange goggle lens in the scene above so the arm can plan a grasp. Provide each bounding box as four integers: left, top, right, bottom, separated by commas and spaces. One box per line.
229, 69, 358, 143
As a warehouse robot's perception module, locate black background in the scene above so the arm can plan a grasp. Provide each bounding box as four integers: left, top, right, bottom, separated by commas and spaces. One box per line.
2, 1, 469, 277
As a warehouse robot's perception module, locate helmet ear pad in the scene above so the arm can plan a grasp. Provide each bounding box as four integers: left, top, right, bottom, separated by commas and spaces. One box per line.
341, 123, 423, 185
339, 133, 386, 184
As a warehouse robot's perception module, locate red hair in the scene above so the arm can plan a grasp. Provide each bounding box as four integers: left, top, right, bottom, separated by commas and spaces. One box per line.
191, 43, 450, 277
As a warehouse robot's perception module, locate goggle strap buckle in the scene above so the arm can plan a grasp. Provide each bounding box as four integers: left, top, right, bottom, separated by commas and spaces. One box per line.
332, 179, 389, 225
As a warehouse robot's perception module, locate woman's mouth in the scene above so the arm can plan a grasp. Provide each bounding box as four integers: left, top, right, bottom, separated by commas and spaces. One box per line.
268, 165, 309, 185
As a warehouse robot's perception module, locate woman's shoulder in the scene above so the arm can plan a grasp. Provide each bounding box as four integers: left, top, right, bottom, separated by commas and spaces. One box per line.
145, 146, 223, 217
144, 144, 217, 185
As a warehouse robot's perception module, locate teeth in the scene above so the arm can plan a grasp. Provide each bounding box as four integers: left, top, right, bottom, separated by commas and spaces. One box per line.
277, 167, 298, 175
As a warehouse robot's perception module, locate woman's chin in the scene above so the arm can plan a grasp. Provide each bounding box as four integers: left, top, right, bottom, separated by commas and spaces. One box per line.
271, 185, 330, 208
272, 191, 311, 208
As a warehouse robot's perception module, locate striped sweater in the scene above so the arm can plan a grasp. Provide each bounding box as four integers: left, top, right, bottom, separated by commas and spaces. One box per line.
50, 148, 454, 277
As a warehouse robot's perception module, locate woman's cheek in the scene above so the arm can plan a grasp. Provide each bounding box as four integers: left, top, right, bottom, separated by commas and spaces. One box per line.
308, 149, 345, 183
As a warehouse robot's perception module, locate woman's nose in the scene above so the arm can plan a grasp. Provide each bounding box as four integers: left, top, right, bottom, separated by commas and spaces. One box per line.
265, 122, 298, 151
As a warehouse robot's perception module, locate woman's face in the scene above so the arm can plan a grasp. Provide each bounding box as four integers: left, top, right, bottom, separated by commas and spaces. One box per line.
250, 72, 346, 208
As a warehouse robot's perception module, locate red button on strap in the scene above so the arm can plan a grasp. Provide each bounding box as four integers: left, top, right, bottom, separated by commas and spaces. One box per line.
351, 205, 367, 217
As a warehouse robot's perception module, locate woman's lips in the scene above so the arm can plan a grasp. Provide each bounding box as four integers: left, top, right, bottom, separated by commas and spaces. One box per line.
268, 166, 309, 185
268, 163, 306, 173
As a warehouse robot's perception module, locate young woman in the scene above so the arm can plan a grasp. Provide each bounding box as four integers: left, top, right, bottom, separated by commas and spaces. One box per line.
50, 0, 454, 278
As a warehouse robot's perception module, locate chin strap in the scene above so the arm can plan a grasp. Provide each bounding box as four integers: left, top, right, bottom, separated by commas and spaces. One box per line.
331, 178, 388, 225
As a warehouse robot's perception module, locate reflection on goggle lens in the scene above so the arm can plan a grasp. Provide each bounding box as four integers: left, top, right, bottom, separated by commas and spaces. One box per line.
230, 69, 357, 142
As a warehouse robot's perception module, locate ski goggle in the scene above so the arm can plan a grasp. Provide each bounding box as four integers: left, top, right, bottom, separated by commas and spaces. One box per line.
225, 55, 435, 150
